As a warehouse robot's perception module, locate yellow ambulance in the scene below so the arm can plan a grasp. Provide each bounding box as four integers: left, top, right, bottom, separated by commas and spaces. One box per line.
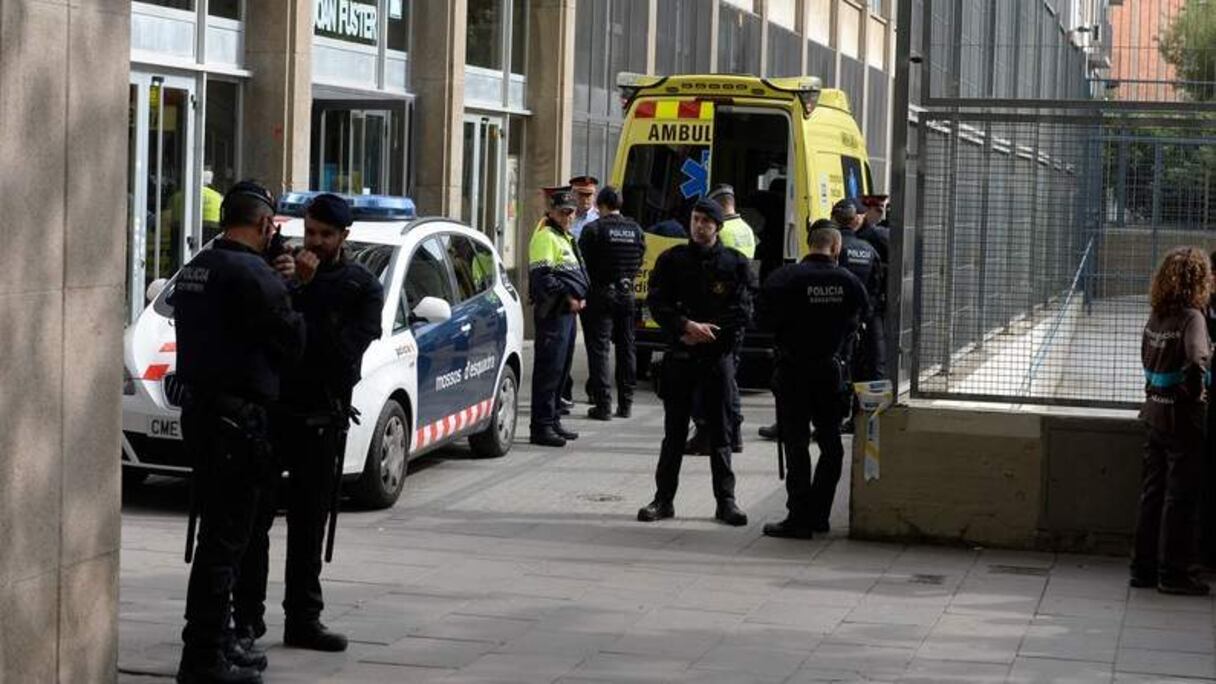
610, 73, 874, 377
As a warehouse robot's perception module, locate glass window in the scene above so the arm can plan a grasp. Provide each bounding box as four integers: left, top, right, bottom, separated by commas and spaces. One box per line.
621, 144, 710, 235
203, 79, 238, 243
841, 156, 865, 198
403, 236, 456, 322
388, 0, 410, 51
467, 0, 504, 69
138, 0, 194, 10
768, 0, 796, 31
510, 0, 527, 74
208, 0, 240, 20
447, 234, 493, 301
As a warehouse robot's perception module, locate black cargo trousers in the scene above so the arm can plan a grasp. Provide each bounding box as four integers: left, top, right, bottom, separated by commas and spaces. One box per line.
580, 281, 637, 410
1133, 420, 1204, 584
180, 395, 276, 654
653, 351, 738, 504
773, 359, 849, 527
233, 408, 342, 636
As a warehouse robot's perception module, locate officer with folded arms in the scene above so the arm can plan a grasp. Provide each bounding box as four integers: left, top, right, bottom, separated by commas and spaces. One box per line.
232, 194, 384, 658
172, 181, 305, 684
637, 198, 752, 527
760, 224, 868, 538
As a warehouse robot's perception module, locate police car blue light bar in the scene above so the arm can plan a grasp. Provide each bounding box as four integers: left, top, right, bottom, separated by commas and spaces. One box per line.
277, 192, 417, 221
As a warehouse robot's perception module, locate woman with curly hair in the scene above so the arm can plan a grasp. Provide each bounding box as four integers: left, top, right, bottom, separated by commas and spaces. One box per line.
1133, 246, 1213, 596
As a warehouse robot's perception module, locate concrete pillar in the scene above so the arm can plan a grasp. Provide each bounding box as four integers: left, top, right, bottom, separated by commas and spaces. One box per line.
412, 0, 467, 218
0, 0, 128, 681
521, 0, 576, 238
243, 0, 312, 194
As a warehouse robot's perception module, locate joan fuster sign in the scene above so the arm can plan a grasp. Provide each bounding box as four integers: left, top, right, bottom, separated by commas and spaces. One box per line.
314, 0, 379, 46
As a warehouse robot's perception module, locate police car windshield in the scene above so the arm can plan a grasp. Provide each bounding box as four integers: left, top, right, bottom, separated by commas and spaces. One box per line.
151, 240, 395, 318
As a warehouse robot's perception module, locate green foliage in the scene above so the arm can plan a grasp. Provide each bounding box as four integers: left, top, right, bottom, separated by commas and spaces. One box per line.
1159, 0, 1216, 102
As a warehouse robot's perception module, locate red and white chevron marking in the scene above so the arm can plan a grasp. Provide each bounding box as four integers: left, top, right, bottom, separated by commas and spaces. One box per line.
412, 398, 495, 452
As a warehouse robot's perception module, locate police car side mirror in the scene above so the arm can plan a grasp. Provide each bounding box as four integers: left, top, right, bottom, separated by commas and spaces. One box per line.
412, 296, 452, 325
146, 278, 169, 303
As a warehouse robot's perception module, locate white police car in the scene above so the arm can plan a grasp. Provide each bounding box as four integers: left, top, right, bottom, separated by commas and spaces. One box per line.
121, 194, 525, 508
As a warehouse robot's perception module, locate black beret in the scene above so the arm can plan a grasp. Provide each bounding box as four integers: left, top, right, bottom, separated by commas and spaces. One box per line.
692, 198, 725, 226
306, 193, 353, 229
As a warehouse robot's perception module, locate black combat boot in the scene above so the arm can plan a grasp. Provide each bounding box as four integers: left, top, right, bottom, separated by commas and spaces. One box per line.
529, 427, 567, 448
715, 500, 748, 527
176, 647, 262, 684
762, 518, 815, 539
758, 423, 778, 441
227, 626, 268, 672
1159, 575, 1211, 596
615, 401, 632, 418
637, 499, 674, 522
284, 621, 349, 652
554, 422, 579, 440
587, 405, 613, 421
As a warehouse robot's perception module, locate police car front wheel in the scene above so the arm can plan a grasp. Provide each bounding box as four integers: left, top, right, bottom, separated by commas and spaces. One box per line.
353, 399, 409, 509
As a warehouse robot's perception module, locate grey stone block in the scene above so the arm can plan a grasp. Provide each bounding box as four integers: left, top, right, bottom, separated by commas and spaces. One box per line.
1007, 656, 1114, 683
58, 554, 119, 683
1115, 647, 1216, 679
1019, 615, 1120, 663
1119, 626, 1216, 655
2, 570, 59, 683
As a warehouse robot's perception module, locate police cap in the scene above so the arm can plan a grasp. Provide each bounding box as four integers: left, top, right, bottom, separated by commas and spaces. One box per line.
306, 192, 353, 229
568, 175, 599, 195
706, 184, 735, 202
545, 186, 577, 211
692, 198, 725, 227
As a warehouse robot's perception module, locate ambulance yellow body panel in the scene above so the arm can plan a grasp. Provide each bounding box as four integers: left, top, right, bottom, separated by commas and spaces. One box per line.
610, 73, 874, 346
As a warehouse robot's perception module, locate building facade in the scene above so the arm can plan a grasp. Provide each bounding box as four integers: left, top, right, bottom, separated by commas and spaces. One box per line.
125, 0, 899, 321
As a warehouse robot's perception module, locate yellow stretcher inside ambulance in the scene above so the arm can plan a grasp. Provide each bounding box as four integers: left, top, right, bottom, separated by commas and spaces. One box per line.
609, 73, 874, 380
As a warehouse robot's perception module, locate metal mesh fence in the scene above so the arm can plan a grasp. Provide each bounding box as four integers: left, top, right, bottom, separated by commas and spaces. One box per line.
901, 0, 1216, 408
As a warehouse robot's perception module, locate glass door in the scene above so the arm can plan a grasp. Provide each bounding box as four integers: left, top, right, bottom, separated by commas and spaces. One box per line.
314, 105, 396, 196
460, 113, 506, 248
127, 72, 196, 322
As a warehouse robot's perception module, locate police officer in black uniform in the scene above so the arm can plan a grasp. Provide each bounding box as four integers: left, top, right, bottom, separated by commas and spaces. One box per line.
761, 224, 869, 538
578, 185, 646, 420
637, 198, 752, 527
856, 195, 889, 379
834, 199, 884, 383
232, 194, 385, 657
173, 182, 306, 684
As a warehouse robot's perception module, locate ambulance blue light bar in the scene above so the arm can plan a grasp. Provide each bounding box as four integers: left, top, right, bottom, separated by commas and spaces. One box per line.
277, 192, 417, 221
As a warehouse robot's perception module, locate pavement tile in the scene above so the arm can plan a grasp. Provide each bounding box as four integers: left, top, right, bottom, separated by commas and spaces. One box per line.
360, 636, 495, 669
1126, 589, 1216, 613
746, 601, 852, 631
1038, 596, 1127, 622
825, 620, 934, 649
1124, 608, 1216, 632
1119, 626, 1216, 654
567, 652, 692, 681
1007, 657, 1114, 683
1018, 615, 1120, 663
916, 614, 1029, 664
690, 645, 808, 679
845, 603, 945, 626
412, 613, 536, 644
1115, 647, 1216, 679
726, 622, 825, 652
799, 642, 916, 679
895, 658, 1010, 683
315, 662, 455, 683
493, 627, 620, 656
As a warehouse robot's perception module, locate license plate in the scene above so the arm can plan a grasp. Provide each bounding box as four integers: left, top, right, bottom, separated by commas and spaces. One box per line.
147, 416, 183, 441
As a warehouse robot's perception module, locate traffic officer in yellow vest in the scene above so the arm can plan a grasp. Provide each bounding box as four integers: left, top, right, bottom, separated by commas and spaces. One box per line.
708, 184, 756, 259
528, 187, 590, 447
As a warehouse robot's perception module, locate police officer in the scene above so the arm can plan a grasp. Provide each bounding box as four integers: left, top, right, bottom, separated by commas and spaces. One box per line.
637, 198, 751, 527
578, 185, 645, 420
529, 187, 590, 447
858, 195, 890, 264
687, 184, 756, 453
173, 181, 305, 684
761, 224, 868, 538
569, 175, 600, 240
857, 195, 890, 379
232, 194, 385, 657
834, 199, 884, 383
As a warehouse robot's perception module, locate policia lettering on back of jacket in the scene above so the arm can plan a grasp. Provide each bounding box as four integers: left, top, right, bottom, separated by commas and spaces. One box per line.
172, 187, 383, 684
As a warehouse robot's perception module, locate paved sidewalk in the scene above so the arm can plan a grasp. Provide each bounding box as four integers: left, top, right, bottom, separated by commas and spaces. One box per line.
119, 349, 1216, 683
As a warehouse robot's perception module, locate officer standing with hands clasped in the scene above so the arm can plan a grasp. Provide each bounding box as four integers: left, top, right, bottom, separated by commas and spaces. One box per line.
760, 224, 868, 538
172, 181, 305, 684
231, 194, 385, 658
578, 185, 646, 420
529, 186, 590, 447
637, 198, 752, 527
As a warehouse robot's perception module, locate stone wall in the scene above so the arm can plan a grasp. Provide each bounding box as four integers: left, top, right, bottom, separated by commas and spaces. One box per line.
0, 0, 128, 680
850, 403, 1142, 555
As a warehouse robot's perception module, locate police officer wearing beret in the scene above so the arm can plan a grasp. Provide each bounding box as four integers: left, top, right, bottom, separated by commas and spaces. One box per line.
529, 187, 590, 447
578, 185, 646, 420
833, 199, 884, 384
637, 198, 752, 527
760, 224, 869, 538
173, 181, 306, 684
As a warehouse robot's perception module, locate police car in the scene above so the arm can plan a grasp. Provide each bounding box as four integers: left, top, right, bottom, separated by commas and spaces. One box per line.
121, 194, 525, 508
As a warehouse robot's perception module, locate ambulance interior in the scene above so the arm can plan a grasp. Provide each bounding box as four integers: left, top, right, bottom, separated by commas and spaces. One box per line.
620, 107, 791, 279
